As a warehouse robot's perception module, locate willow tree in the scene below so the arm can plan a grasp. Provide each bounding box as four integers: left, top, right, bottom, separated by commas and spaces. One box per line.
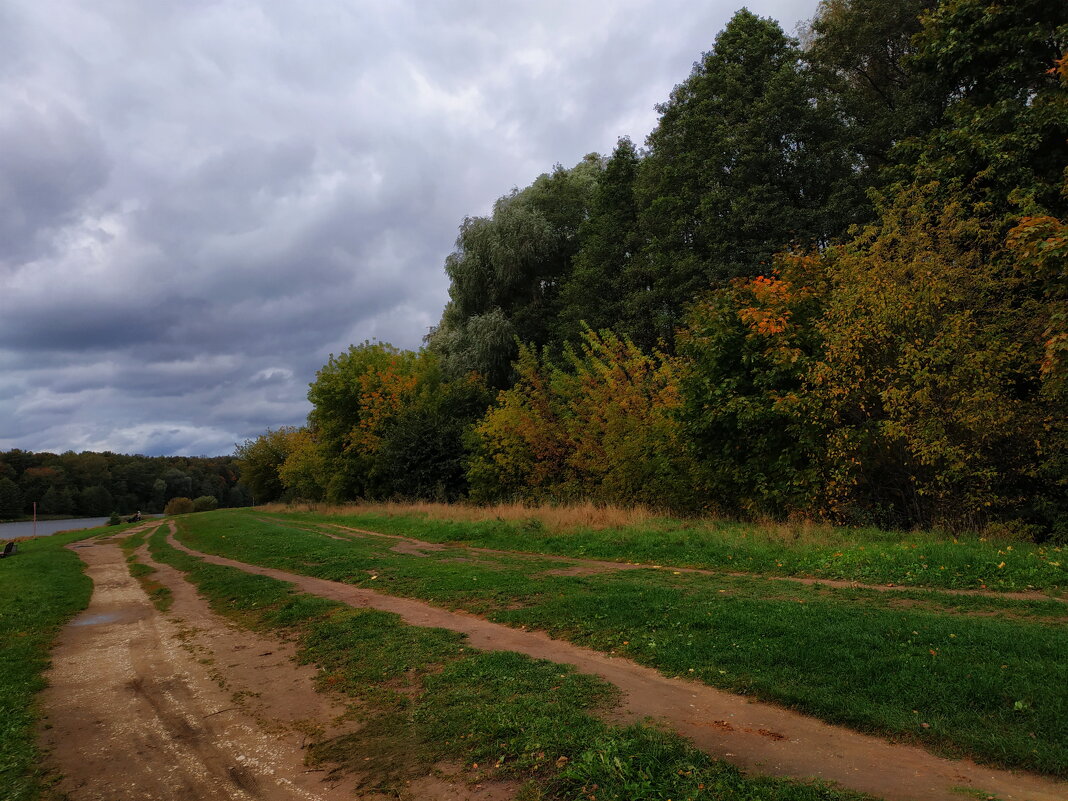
427, 156, 602, 387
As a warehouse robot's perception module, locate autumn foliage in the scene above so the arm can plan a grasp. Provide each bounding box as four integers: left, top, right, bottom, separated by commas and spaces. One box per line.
241, 2, 1068, 539
467, 330, 699, 509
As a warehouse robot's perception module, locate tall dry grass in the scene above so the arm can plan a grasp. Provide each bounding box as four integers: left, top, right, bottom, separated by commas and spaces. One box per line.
259, 501, 866, 544
260, 500, 662, 531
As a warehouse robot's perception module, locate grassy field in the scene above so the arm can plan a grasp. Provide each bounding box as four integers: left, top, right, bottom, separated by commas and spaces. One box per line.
147, 524, 868, 800
174, 509, 1068, 777
0, 530, 95, 801
268, 503, 1067, 593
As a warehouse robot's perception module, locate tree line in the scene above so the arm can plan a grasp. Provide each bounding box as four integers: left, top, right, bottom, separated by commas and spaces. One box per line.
0, 449, 250, 520
238, 0, 1067, 539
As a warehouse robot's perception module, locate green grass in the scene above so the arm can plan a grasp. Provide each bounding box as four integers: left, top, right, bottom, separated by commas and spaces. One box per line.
119, 526, 173, 612
146, 525, 867, 800
0, 531, 95, 801
283, 508, 1067, 592
173, 510, 1068, 777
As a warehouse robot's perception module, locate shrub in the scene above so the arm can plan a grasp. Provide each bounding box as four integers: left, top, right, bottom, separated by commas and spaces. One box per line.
164, 497, 195, 515
192, 495, 219, 512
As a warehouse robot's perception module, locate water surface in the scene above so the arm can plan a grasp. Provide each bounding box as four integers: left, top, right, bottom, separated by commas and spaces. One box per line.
0, 517, 110, 540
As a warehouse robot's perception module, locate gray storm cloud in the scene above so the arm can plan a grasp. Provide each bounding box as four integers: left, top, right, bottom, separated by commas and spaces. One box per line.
0, 0, 814, 456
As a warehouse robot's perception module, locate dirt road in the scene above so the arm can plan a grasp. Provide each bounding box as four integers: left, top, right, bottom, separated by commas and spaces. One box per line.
37, 529, 513, 801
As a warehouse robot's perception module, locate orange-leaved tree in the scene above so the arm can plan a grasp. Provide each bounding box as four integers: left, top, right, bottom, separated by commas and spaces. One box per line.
677, 253, 828, 518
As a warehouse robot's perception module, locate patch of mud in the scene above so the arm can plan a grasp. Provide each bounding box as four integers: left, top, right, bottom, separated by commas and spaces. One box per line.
39, 538, 361, 801
542, 564, 615, 577
390, 540, 446, 557
170, 526, 1068, 801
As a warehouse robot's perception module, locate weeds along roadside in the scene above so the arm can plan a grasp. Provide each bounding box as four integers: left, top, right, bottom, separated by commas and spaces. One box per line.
146, 524, 869, 801
176, 510, 1068, 777
0, 527, 97, 801
268, 504, 1067, 594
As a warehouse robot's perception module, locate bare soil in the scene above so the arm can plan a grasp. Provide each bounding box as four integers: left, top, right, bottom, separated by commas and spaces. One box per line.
37, 527, 515, 801
173, 525, 1068, 801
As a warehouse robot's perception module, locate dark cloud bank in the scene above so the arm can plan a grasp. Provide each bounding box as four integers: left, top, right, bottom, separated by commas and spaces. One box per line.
0, 0, 813, 456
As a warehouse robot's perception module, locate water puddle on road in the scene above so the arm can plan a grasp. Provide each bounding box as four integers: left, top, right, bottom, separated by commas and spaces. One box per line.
71, 612, 122, 626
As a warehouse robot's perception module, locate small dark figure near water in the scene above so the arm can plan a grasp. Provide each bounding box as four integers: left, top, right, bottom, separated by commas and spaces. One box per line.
125, 511, 142, 523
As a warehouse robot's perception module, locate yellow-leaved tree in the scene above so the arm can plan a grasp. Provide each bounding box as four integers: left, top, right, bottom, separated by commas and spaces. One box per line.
467, 329, 699, 510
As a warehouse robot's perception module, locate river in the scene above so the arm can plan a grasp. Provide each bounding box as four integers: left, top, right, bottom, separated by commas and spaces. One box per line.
0, 517, 111, 540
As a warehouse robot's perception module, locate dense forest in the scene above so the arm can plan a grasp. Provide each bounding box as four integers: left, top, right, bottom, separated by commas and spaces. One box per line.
0, 449, 250, 519
238, 0, 1068, 539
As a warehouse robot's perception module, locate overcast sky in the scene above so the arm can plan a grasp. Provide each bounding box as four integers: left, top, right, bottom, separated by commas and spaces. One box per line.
0, 0, 816, 457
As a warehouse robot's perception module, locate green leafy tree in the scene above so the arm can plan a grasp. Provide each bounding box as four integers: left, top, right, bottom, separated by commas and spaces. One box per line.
40, 485, 74, 516
76, 485, 113, 517
307, 342, 426, 500
235, 427, 299, 504
629, 9, 857, 348
376, 373, 492, 501
894, 0, 1068, 218
0, 477, 22, 519
428, 156, 602, 386
803, 0, 938, 177
677, 255, 828, 518
556, 138, 641, 343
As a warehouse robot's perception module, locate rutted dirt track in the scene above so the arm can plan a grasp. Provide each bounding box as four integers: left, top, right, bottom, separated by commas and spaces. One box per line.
38, 528, 513, 801
167, 525, 1068, 801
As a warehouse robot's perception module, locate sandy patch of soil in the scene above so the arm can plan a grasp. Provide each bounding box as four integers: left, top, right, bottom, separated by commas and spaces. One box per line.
173, 526, 1068, 801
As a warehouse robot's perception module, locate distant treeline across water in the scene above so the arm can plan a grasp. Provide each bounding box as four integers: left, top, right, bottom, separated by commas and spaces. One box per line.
0, 450, 250, 519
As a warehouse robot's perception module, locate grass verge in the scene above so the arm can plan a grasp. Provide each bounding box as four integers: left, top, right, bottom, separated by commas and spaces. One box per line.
272, 503, 1066, 593
0, 531, 95, 801
147, 524, 868, 800
176, 510, 1068, 777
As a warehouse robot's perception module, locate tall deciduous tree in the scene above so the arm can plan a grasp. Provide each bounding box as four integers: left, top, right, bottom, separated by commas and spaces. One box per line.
628, 9, 857, 349
677, 255, 827, 518
803, 0, 937, 177
806, 191, 1038, 529
235, 427, 299, 504
428, 156, 602, 386
895, 0, 1068, 218
556, 138, 641, 343
0, 477, 22, 519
